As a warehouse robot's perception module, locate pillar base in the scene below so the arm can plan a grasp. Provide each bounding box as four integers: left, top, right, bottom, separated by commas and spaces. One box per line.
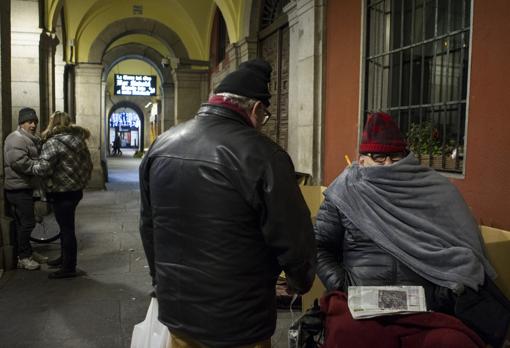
87, 168, 106, 190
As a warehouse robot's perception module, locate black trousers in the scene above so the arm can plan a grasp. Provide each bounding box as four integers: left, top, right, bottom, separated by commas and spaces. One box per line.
5, 189, 35, 259
48, 190, 83, 271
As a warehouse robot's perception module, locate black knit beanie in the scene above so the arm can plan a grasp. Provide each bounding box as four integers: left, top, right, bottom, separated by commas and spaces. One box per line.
214, 58, 272, 106
18, 107, 38, 125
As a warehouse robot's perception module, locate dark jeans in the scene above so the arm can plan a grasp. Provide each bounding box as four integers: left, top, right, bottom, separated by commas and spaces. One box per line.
47, 190, 83, 272
5, 189, 35, 259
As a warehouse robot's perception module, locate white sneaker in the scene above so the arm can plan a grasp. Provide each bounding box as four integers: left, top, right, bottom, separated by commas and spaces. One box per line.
32, 251, 48, 264
17, 257, 40, 270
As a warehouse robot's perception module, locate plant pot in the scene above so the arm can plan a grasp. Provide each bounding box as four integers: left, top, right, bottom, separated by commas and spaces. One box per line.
419, 154, 462, 171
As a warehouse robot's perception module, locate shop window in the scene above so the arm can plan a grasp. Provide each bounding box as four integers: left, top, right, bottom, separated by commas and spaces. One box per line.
363, 0, 471, 173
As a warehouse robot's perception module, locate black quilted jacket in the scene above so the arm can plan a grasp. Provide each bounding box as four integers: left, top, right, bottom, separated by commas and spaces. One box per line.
315, 197, 455, 312
139, 104, 316, 347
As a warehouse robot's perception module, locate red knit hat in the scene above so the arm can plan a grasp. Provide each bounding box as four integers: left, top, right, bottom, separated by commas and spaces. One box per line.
359, 112, 407, 153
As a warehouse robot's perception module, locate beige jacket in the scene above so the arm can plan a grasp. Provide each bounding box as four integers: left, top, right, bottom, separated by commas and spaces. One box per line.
3, 127, 40, 190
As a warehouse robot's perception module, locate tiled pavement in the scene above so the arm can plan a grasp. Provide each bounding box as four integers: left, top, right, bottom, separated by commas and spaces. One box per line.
0, 149, 293, 348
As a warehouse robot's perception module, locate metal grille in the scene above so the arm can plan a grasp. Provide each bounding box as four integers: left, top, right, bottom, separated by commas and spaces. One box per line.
260, 0, 290, 29
363, 0, 471, 173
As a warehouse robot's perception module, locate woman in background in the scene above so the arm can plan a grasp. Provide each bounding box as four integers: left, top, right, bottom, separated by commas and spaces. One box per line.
31, 111, 93, 279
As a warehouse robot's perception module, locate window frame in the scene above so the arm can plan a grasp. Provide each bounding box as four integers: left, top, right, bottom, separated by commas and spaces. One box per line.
360, 0, 473, 174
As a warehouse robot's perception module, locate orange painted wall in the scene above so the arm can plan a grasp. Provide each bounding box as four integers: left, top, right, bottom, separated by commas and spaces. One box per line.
323, 0, 510, 229
323, 0, 362, 183
451, 0, 510, 229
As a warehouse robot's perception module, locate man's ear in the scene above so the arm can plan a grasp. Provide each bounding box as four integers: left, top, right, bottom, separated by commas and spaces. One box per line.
248, 101, 263, 128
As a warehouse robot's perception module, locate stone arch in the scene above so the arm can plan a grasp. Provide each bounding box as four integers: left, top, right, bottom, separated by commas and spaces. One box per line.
101, 42, 176, 136
47, 0, 63, 32
107, 101, 145, 152
101, 43, 173, 85
88, 18, 188, 63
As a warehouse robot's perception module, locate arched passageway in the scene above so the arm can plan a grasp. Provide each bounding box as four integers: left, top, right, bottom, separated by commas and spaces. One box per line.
109, 107, 142, 153
107, 101, 145, 153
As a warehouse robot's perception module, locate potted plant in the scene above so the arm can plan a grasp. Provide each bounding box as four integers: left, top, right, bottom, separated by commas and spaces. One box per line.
406, 121, 441, 164
406, 122, 462, 170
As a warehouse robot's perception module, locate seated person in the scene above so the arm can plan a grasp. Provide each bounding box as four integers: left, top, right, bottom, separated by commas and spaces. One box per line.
315, 112, 510, 347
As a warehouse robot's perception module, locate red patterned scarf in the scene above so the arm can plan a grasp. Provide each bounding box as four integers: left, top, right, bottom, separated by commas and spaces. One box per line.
207, 95, 253, 127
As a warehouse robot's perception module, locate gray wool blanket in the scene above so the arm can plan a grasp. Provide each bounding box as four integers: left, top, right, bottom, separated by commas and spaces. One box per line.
325, 153, 496, 293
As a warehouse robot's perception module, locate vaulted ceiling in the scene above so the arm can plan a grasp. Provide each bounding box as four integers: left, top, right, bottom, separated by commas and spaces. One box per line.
44, 0, 251, 64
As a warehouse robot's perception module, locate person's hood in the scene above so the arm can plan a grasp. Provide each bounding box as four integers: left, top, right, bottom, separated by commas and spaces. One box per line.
46, 125, 90, 152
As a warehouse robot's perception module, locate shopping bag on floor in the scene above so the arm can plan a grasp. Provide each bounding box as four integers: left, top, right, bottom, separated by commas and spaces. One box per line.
131, 297, 170, 348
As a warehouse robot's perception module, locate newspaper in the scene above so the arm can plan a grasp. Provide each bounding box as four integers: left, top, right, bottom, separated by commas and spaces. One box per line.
348, 286, 428, 319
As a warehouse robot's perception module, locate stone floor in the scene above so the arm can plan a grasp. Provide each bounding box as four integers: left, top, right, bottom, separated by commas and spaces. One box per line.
0, 148, 293, 348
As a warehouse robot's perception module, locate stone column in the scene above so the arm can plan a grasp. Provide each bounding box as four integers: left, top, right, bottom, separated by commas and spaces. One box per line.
65, 64, 76, 118
161, 82, 175, 131
100, 80, 107, 179
75, 63, 105, 189
54, 29, 65, 112
172, 69, 209, 125
39, 31, 59, 129
0, 0, 13, 271
54, 61, 65, 112
235, 37, 258, 63
10, 0, 41, 128
285, 0, 325, 184
0, 0, 12, 154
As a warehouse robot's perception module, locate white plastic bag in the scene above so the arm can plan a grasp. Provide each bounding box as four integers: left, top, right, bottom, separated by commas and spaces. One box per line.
131, 297, 171, 348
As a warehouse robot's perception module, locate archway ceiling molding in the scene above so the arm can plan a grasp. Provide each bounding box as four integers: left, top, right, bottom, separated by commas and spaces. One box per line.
108, 34, 175, 60
102, 43, 173, 84
45, 0, 250, 63
45, 0, 62, 31
88, 17, 189, 63
108, 101, 145, 123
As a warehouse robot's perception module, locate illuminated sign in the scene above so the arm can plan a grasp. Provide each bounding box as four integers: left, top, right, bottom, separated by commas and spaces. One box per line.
110, 112, 141, 130
114, 74, 156, 96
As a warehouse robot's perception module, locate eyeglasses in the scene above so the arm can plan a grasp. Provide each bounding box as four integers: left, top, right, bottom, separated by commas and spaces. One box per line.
363, 152, 407, 164
261, 107, 272, 126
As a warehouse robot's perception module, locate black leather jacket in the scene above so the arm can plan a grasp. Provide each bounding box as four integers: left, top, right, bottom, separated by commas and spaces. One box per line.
140, 104, 316, 347
315, 197, 455, 313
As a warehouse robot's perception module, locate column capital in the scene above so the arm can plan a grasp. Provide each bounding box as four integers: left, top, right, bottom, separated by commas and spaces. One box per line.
285, 0, 322, 26
11, 28, 43, 46
234, 36, 258, 62
172, 68, 208, 81
40, 31, 60, 50
75, 63, 104, 77
284, 0, 298, 24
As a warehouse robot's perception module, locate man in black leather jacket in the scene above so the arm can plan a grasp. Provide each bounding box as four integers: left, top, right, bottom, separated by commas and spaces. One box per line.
315, 112, 510, 347
139, 58, 316, 347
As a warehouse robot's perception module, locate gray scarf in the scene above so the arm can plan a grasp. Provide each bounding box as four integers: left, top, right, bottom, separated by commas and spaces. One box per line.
325, 153, 496, 293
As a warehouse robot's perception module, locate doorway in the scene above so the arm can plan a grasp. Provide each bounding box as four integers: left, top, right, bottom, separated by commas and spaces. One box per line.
109, 107, 141, 155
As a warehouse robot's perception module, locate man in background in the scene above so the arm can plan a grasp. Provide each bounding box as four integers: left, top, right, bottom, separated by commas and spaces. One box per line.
4, 107, 42, 270
140, 58, 316, 347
